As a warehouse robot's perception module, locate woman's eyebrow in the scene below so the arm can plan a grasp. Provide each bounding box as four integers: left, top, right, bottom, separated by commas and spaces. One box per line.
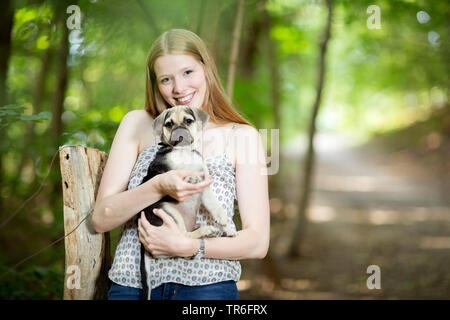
157, 73, 170, 79
179, 65, 195, 72
157, 66, 194, 79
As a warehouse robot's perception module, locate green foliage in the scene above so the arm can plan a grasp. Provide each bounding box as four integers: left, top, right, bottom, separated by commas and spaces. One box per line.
0, 105, 52, 127
0, 264, 64, 300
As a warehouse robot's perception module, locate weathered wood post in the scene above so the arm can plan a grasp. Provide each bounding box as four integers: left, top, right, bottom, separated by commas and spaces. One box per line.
59, 145, 111, 300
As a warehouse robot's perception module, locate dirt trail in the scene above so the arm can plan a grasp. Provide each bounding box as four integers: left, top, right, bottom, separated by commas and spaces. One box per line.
240, 133, 450, 299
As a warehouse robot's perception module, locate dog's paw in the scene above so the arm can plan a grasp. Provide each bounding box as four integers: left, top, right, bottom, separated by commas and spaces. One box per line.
222, 225, 237, 237
208, 204, 228, 226
214, 212, 228, 226
184, 176, 194, 184
199, 225, 221, 237
185, 176, 202, 184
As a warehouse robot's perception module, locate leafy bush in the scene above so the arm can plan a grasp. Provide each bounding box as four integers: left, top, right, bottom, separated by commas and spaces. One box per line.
0, 264, 64, 300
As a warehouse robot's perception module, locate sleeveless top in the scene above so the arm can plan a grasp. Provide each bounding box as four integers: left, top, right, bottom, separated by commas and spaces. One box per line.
108, 124, 241, 289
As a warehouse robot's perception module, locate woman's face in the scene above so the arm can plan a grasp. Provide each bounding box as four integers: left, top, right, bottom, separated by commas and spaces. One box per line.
154, 54, 207, 109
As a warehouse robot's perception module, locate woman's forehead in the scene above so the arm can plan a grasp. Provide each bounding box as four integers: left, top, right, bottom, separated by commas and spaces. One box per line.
154, 54, 200, 76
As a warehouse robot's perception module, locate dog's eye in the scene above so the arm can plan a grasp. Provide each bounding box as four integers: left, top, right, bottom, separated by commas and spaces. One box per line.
164, 122, 173, 128
185, 118, 194, 125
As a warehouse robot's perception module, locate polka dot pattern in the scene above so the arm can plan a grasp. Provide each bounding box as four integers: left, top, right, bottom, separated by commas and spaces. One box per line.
108, 144, 241, 289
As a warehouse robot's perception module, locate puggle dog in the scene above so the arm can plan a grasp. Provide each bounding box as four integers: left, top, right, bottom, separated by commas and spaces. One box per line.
135, 105, 236, 299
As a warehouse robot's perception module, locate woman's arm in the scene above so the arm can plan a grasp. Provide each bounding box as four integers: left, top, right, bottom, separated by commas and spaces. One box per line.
92, 110, 163, 233
139, 125, 270, 260
197, 125, 270, 259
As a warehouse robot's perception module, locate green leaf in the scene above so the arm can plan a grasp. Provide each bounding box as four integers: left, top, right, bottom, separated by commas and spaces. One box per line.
0, 105, 26, 115
19, 111, 52, 122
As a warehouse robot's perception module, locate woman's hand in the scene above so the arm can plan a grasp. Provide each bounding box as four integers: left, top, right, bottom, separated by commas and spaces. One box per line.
155, 169, 213, 202
138, 209, 196, 258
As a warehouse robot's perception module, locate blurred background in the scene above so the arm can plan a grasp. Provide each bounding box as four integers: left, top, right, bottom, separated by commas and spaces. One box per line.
0, 0, 449, 299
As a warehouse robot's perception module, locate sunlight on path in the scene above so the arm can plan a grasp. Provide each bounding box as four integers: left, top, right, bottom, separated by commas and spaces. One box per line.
241, 132, 449, 299
280, 132, 449, 225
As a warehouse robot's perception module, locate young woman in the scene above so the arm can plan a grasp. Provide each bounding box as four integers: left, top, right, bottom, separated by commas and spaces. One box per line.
92, 29, 270, 300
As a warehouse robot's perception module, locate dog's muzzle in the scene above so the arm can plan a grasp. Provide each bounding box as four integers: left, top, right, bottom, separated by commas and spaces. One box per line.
170, 126, 193, 146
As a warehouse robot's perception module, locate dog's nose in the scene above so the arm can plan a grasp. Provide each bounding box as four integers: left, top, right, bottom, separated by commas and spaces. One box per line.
170, 127, 192, 146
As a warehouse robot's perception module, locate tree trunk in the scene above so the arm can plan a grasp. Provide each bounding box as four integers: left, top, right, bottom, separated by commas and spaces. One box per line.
0, 0, 14, 218
0, 0, 12, 107
59, 145, 111, 300
239, 12, 264, 79
266, 14, 280, 131
13, 49, 52, 195
199, 0, 222, 62
51, 22, 69, 146
286, 0, 333, 259
47, 9, 71, 215
259, 7, 284, 288
226, 0, 245, 99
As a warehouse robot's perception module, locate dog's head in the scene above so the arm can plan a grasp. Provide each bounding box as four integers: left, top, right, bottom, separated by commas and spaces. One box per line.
152, 105, 209, 146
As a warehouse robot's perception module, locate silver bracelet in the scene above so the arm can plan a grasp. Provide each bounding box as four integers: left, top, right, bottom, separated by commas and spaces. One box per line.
192, 238, 205, 260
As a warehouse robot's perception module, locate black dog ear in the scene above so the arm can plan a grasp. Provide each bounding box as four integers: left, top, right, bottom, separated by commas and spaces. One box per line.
153, 109, 170, 138
194, 109, 210, 128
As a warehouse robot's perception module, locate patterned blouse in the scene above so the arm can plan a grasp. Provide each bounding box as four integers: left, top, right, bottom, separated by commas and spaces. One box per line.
108, 126, 241, 289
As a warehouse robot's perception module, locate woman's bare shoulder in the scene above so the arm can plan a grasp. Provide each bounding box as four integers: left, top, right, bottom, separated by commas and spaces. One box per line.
232, 122, 255, 130
125, 109, 155, 154
229, 123, 258, 139
126, 109, 153, 122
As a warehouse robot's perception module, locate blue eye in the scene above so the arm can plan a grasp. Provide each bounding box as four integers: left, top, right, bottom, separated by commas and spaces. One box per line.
184, 70, 193, 76
161, 77, 170, 84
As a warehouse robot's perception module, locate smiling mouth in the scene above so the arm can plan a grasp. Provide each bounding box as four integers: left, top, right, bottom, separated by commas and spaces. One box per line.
175, 92, 195, 105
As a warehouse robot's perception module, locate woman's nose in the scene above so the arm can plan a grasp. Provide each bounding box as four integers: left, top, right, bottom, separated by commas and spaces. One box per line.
172, 77, 186, 94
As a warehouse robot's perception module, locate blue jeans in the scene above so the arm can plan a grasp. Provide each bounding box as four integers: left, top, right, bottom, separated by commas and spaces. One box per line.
108, 280, 240, 300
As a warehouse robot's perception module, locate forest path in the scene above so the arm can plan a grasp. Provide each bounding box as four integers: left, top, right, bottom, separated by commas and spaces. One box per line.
241, 133, 450, 299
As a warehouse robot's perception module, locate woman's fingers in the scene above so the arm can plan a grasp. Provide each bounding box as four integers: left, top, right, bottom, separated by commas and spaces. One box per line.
176, 170, 213, 190
138, 212, 150, 237
161, 170, 212, 200
153, 208, 179, 230
138, 213, 154, 252
178, 170, 204, 179
138, 228, 146, 245
141, 208, 176, 230
181, 177, 213, 191
175, 178, 213, 201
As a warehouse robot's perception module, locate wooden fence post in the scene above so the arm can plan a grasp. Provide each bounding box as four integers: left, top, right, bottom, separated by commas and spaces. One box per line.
59, 145, 111, 300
